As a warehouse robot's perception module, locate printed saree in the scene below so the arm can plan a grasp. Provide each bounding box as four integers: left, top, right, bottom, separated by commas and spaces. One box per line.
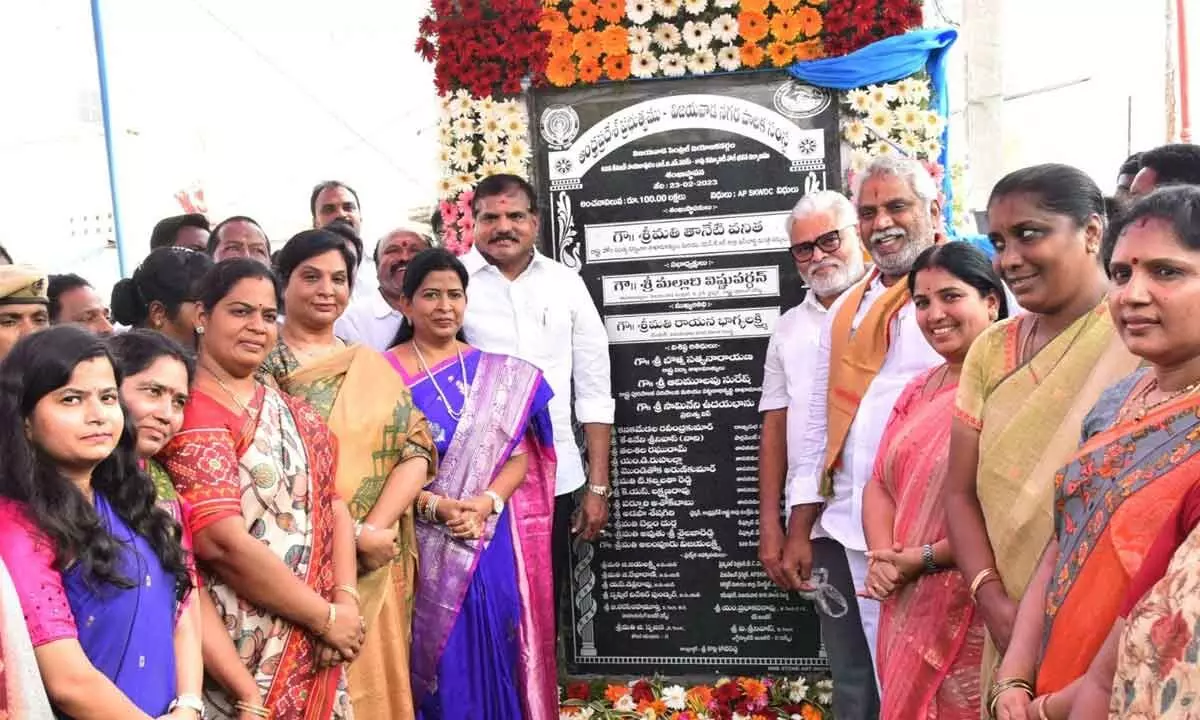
0, 555, 53, 719
875, 367, 983, 720
1037, 372, 1200, 695
955, 302, 1138, 694
386, 348, 558, 720
265, 342, 436, 720
159, 385, 351, 720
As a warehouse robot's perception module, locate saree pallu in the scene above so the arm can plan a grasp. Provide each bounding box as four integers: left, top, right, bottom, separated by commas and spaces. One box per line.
387, 349, 558, 720
270, 343, 436, 720
0, 556, 52, 719
955, 303, 1138, 697
160, 385, 350, 720
875, 367, 983, 720
1037, 380, 1200, 695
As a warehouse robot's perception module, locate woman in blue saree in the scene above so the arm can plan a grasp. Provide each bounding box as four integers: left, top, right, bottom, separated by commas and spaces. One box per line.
0, 326, 201, 718
384, 248, 559, 720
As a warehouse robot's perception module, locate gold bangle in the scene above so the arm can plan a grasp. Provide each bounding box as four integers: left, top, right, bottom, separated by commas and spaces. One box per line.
317, 602, 336, 638
987, 679, 1033, 719
335, 584, 361, 604
970, 567, 1001, 602
1038, 693, 1054, 720
234, 700, 271, 718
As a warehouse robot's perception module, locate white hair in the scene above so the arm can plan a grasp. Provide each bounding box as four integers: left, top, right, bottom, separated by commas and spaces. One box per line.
785, 190, 857, 233
851, 154, 938, 207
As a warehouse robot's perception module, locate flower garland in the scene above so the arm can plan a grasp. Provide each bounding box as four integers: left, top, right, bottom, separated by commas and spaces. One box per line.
416, 0, 549, 97
841, 73, 944, 189
559, 676, 833, 720
434, 92, 532, 255
540, 0, 826, 87
822, 0, 922, 57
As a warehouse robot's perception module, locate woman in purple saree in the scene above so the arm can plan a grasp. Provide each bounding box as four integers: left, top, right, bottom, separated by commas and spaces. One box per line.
384, 248, 558, 720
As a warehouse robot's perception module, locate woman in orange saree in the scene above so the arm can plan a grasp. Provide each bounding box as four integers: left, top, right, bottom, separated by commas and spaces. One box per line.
862, 242, 1008, 719
990, 186, 1200, 719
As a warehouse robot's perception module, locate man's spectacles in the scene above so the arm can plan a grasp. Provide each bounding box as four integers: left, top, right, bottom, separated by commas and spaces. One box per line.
789, 226, 852, 262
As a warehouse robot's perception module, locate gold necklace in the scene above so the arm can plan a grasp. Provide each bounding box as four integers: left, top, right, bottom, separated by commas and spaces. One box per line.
1121, 375, 1200, 423
201, 364, 255, 414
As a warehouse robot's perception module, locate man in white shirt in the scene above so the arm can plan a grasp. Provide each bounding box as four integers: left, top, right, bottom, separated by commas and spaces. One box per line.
781, 156, 944, 719
310, 180, 379, 302
335, 225, 432, 350
459, 174, 615, 624
758, 190, 866, 589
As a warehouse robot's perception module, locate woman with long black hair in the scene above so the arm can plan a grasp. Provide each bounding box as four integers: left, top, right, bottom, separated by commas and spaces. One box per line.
0, 326, 201, 718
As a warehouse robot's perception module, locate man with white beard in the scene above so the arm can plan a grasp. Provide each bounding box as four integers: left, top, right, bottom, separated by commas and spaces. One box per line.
779, 156, 944, 720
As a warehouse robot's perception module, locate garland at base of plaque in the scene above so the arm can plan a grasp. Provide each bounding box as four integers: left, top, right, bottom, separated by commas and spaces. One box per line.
560, 675, 834, 719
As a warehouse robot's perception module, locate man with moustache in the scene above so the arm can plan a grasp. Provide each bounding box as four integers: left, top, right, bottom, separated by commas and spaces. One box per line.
0, 265, 50, 361
460, 174, 614, 629
780, 156, 944, 720
334, 224, 432, 350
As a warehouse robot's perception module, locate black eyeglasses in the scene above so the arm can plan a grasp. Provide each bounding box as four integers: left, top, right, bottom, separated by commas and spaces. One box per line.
789, 227, 851, 262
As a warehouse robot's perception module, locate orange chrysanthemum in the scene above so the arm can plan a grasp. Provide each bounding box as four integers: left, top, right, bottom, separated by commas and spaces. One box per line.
600, 25, 628, 55
686, 685, 714, 706
546, 51, 577, 87
740, 42, 766, 68
578, 57, 602, 83
573, 29, 603, 61
772, 0, 800, 9
740, 0, 769, 12
739, 678, 768, 701
801, 702, 824, 720
768, 40, 793, 66
604, 53, 631, 81
549, 32, 574, 56
636, 700, 668, 714
738, 11, 769, 42
770, 11, 801, 42
568, 0, 599, 30
796, 6, 823, 36
539, 8, 569, 35
595, 0, 624, 23
792, 38, 824, 61
604, 685, 631, 702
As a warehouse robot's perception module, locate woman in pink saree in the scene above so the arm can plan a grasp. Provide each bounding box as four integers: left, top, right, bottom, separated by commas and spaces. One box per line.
861, 242, 1009, 719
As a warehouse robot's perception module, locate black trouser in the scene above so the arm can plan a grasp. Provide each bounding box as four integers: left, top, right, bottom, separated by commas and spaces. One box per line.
812, 537, 881, 720
551, 491, 576, 632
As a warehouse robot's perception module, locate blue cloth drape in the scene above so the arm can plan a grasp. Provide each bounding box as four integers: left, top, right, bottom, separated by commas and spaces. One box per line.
788, 28, 959, 230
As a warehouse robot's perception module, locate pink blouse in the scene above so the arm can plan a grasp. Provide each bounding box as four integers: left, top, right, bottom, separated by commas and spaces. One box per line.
0, 498, 76, 647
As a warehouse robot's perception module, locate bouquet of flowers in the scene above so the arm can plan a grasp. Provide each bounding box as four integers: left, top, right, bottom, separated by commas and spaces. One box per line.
559, 676, 834, 720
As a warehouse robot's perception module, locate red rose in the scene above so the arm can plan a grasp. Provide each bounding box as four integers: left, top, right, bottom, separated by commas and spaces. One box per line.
631, 680, 655, 704
566, 682, 591, 701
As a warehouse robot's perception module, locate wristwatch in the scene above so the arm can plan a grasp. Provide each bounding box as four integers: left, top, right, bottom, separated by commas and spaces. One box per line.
168, 694, 207, 719
587, 484, 612, 499
484, 490, 504, 515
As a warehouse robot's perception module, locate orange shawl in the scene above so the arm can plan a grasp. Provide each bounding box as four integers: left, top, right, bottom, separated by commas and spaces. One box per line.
822, 271, 911, 497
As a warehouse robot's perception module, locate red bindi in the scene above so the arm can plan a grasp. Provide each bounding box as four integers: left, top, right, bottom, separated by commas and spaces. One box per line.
1130, 257, 1140, 266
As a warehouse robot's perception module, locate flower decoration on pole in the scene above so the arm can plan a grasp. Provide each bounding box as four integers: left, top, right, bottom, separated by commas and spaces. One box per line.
416, 0, 549, 97
559, 675, 833, 719
821, 0, 923, 56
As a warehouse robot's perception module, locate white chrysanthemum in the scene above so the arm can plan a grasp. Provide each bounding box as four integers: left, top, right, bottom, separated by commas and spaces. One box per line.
481, 131, 504, 147
614, 695, 637, 712
477, 115, 503, 138
631, 52, 659, 78
893, 103, 924, 132
682, 0, 708, 14
653, 22, 682, 50
713, 0, 737, 7
816, 679, 833, 691
501, 156, 529, 175
661, 685, 687, 710
923, 137, 943, 158
682, 20, 712, 50
686, 49, 716, 74
452, 141, 476, 168
438, 124, 455, 146
787, 677, 809, 703
817, 690, 834, 705
710, 13, 738, 43
480, 137, 503, 161
626, 0, 654, 24
507, 137, 531, 164
474, 96, 497, 117
843, 119, 869, 147
716, 44, 741, 72
660, 52, 686, 77
449, 92, 473, 118
628, 26, 652, 53
453, 116, 476, 138
875, 141, 898, 156
846, 88, 872, 114
437, 176, 457, 199
866, 106, 894, 136
899, 131, 923, 155
454, 172, 476, 193
498, 100, 524, 119
503, 116, 527, 137
897, 76, 931, 102
921, 110, 945, 137
866, 83, 897, 106
654, 0, 681, 18
849, 148, 873, 173
437, 145, 454, 171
